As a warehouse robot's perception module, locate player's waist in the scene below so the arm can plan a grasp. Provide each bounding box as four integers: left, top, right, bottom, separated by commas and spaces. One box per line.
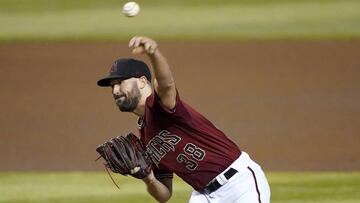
201, 151, 255, 194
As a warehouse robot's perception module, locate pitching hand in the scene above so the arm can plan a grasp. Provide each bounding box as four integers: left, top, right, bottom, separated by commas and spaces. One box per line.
129, 36, 158, 55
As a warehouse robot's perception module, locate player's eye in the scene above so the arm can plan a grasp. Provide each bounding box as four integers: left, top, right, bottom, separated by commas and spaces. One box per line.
110, 80, 122, 87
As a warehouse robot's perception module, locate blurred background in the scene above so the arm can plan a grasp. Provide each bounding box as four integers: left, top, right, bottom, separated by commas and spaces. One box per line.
0, 0, 359, 202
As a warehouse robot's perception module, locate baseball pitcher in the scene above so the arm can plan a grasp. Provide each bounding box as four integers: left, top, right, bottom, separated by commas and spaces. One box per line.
96, 36, 271, 203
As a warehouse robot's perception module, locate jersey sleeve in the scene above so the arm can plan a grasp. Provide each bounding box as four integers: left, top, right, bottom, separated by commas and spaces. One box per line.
153, 167, 173, 180
152, 89, 192, 123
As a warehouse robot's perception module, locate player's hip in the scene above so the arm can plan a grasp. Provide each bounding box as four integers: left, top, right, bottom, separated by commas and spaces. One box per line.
191, 152, 270, 203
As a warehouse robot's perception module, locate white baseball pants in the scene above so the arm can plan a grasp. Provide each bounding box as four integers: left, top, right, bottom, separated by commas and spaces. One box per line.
188, 152, 270, 203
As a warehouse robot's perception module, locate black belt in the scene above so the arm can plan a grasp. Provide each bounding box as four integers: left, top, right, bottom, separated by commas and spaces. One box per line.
202, 168, 238, 194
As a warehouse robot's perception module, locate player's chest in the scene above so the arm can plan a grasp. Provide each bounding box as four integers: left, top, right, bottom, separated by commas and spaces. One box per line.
141, 128, 183, 165
141, 127, 207, 172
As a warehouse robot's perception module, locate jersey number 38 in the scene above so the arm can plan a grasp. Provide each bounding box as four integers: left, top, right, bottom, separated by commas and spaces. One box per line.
176, 143, 206, 171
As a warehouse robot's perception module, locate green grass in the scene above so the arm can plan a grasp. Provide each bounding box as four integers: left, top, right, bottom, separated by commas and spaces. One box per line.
0, 0, 359, 42
0, 172, 359, 203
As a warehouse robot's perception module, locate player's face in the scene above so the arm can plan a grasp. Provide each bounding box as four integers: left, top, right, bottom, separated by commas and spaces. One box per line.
111, 78, 141, 112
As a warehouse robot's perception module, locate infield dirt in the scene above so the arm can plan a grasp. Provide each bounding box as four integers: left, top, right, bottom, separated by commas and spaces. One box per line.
0, 41, 359, 171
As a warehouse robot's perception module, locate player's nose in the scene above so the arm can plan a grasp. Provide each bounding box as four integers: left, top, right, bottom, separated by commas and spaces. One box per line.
112, 84, 121, 95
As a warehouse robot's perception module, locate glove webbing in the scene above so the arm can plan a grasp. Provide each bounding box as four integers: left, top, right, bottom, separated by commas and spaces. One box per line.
104, 163, 121, 190
95, 155, 121, 190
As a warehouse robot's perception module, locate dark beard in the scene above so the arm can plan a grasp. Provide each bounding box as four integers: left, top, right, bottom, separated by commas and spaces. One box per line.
115, 85, 141, 112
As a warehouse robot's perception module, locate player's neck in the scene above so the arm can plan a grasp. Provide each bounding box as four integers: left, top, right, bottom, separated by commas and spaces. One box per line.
133, 107, 145, 117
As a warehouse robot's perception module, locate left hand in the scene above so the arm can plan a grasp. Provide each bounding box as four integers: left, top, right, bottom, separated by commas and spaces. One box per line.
96, 133, 152, 179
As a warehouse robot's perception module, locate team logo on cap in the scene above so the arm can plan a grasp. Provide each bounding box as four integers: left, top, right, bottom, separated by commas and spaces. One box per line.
109, 61, 118, 73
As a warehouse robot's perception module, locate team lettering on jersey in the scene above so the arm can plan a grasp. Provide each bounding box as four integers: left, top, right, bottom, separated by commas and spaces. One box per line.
146, 130, 181, 166
146, 130, 207, 171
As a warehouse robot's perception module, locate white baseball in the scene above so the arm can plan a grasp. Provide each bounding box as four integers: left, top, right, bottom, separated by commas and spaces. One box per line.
122, 2, 140, 17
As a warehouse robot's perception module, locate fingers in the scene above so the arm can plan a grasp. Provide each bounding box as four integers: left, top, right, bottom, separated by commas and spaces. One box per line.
130, 166, 140, 174
148, 43, 158, 54
144, 42, 151, 51
129, 36, 143, 47
132, 46, 145, 55
129, 36, 158, 55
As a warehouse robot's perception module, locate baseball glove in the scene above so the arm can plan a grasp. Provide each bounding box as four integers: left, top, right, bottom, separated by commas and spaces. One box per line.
96, 133, 152, 179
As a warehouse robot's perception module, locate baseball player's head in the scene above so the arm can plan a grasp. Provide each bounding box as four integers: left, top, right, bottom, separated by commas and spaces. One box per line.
97, 58, 152, 112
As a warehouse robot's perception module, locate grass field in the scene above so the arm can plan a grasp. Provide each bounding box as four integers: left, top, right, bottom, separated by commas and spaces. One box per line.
0, 172, 359, 203
0, 0, 359, 42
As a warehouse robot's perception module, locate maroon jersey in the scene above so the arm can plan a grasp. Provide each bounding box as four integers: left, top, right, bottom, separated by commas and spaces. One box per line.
139, 90, 241, 191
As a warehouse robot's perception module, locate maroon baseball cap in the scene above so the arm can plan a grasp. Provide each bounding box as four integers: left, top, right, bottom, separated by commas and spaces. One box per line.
97, 58, 151, 87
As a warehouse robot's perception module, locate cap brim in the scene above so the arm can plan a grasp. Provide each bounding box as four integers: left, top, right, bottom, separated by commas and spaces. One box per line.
97, 76, 129, 87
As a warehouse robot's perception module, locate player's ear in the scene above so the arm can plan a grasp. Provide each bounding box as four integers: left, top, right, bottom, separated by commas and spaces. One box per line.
138, 76, 148, 89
